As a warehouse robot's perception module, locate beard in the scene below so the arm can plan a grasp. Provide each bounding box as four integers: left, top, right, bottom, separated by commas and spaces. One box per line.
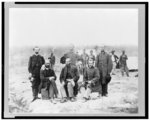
35, 52, 39, 55
45, 65, 50, 68
88, 64, 93, 68
66, 64, 71, 67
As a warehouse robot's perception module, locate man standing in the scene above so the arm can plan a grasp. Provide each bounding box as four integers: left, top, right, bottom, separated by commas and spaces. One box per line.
119, 50, 129, 77
48, 51, 55, 70
80, 59, 100, 102
89, 50, 95, 62
28, 46, 45, 102
95, 47, 113, 97
40, 60, 58, 103
81, 49, 89, 67
111, 50, 119, 75
64, 45, 78, 65
59, 58, 80, 103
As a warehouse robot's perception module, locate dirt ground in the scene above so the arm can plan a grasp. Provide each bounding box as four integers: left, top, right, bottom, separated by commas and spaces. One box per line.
8, 65, 138, 114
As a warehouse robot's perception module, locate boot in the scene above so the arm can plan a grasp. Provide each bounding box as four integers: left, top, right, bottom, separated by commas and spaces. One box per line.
31, 97, 37, 102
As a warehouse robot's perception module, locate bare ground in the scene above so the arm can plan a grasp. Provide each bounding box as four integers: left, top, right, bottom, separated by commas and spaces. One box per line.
9, 65, 138, 114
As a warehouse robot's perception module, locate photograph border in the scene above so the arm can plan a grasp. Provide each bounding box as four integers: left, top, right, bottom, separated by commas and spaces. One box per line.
1, 2, 149, 119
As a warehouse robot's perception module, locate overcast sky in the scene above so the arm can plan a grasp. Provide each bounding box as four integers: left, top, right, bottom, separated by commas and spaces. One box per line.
9, 8, 138, 48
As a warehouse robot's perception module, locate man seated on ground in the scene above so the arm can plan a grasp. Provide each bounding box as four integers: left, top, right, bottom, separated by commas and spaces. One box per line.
80, 59, 100, 102
59, 58, 80, 103
40, 59, 58, 104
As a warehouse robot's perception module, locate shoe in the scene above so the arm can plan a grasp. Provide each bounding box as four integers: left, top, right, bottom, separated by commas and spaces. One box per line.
36, 97, 41, 99
31, 97, 37, 102
81, 97, 90, 103
112, 73, 115, 75
60, 98, 67, 103
81, 98, 87, 103
55, 94, 58, 98
97, 94, 102, 98
70, 97, 76, 102
50, 99, 57, 104
105, 94, 108, 97
103, 94, 108, 97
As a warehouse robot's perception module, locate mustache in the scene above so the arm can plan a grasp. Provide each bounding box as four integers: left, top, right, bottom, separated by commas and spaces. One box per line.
45, 65, 50, 68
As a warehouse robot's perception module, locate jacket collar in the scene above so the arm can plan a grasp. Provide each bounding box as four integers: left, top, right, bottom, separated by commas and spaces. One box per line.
88, 66, 94, 69
33, 54, 40, 56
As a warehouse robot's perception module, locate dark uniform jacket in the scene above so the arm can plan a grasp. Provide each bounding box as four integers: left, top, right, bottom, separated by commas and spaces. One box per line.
28, 54, 45, 77
95, 52, 113, 84
40, 68, 57, 90
60, 64, 80, 83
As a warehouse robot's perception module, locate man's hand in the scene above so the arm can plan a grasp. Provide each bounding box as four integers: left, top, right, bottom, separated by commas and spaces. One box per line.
29, 73, 32, 78
62, 81, 65, 86
88, 81, 92, 84
67, 79, 75, 86
30, 77, 34, 82
41, 65, 46, 70
70, 79, 75, 87
49, 76, 55, 81
66, 79, 72, 82
82, 81, 85, 85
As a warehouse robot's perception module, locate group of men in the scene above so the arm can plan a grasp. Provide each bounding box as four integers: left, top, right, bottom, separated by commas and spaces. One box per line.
28, 46, 129, 103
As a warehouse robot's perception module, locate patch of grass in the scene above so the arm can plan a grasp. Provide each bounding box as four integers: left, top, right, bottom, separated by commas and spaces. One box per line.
9, 93, 32, 113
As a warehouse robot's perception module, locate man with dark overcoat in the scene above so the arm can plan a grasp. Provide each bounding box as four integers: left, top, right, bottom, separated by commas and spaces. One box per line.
28, 46, 45, 102
95, 47, 113, 97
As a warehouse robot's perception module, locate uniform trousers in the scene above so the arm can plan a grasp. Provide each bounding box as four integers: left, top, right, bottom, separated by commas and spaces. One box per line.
31, 76, 40, 98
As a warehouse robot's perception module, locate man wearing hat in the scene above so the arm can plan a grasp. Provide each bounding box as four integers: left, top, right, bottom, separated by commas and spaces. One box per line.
28, 46, 45, 102
95, 47, 113, 97
119, 50, 129, 77
111, 50, 119, 75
